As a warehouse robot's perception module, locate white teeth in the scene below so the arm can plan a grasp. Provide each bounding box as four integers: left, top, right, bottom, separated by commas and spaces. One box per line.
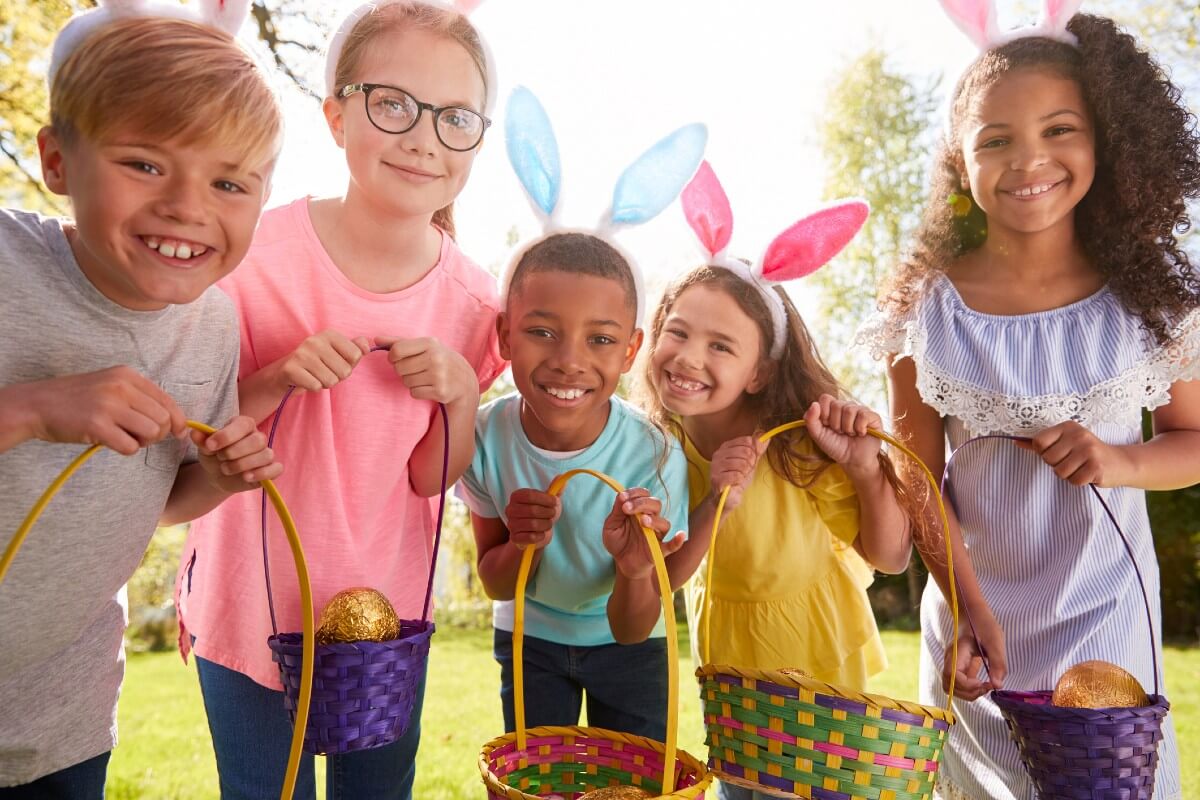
192, 245, 207, 256
159, 243, 176, 258
1014, 182, 1056, 197
144, 237, 206, 259
545, 386, 585, 400
146, 236, 161, 248
176, 245, 192, 259
668, 373, 706, 391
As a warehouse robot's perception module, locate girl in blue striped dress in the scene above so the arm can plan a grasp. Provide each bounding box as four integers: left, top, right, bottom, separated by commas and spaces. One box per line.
858, 9, 1200, 799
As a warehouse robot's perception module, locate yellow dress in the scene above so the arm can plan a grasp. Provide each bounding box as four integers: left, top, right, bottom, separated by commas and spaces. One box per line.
683, 433, 886, 691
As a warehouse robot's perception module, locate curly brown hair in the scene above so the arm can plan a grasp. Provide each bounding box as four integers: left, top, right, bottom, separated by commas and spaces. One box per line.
639, 266, 922, 543
882, 13, 1200, 344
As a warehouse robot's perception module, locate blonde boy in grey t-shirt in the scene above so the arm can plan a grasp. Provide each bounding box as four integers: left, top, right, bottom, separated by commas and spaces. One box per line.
0, 5, 284, 793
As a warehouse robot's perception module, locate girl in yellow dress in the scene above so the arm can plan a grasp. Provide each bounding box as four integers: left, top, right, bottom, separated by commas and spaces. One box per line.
639, 163, 917, 799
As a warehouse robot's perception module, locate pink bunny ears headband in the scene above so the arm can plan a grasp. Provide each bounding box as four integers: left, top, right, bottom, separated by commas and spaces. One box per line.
49, 0, 253, 85
501, 86, 707, 324
324, 0, 497, 111
681, 161, 868, 360
939, 0, 1083, 50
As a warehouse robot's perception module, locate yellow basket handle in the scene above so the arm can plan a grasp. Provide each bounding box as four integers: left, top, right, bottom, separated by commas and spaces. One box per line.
699, 420, 959, 711
0, 422, 314, 800
512, 468, 682, 795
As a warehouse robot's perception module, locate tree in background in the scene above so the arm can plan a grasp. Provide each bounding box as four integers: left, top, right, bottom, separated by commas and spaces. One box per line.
812, 48, 939, 622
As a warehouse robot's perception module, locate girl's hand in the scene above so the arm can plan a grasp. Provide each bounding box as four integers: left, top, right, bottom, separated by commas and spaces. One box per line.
375, 336, 480, 408
192, 415, 283, 492
805, 394, 883, 475
710, 436, 767, 512
603, 488, 687, 580
943, 606, 1007, 701
505, 488, 561, 549
1017, 421, 1131, 487
278, 330, 371, 392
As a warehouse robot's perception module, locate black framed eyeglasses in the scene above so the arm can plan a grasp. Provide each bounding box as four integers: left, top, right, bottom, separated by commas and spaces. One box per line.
338, 83, 490, 152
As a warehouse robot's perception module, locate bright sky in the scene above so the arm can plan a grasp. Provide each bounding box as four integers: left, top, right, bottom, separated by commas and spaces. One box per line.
264, 0, 1005, 295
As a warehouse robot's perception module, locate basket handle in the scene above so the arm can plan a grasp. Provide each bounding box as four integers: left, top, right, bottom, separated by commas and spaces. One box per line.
260, 346, 451, 634
941, 434, 1160, 697
0, 422, 315, 800
511, 468, 682, 795
699, 419, 960, 712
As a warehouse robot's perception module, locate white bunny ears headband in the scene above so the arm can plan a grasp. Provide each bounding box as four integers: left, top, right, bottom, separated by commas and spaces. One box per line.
49, 0, 254, 85
681, 161, 868, 360
324, 0, 497, 111
940, 0, 1083, 50
501, 86, 708, 324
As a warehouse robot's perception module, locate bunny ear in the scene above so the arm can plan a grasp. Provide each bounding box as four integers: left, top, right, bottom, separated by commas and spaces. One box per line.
609, 123, 707, 227
1039, 0, 1083, 33
454, 0, 484, 12
938, 0, 999, 49
198, 0, 252, 35
759, 200, 868, 283
681, 161, 733, 258
505, 87, 562, 221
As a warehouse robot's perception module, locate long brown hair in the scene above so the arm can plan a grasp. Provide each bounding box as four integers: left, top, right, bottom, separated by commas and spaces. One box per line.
883, 14, 1200, 344
332, 1, 490, 239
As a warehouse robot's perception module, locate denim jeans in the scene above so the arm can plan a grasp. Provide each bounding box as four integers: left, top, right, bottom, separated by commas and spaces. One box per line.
0, 752, 110, 800
493, 629, 669, 740
715, 780, 775, 800
195, 654, 425, 800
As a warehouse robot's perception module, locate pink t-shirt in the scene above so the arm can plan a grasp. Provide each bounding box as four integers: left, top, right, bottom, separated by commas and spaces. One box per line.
175, 197, 505, 688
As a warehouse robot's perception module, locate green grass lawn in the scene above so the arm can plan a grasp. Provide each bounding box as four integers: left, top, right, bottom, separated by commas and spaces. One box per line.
108, 628, 1198, 798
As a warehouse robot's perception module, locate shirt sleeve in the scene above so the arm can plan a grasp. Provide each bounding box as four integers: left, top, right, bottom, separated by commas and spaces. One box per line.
807, 461, 861, 547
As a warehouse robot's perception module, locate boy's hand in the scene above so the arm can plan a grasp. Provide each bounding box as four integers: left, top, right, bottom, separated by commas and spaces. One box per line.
710, 436, 767, 512
805, 394, 883, 476
375, 336, 480, 408
603, 488, 687, 580
21, 366, 186, 455
1016, 422, 1129, 487
505, 488, 562, 549
278, 330, 371, 392
191, 416, 282, 492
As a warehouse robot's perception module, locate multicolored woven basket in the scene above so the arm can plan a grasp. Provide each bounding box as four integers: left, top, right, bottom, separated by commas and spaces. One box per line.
943, 435, 1172, 800
479, 468, 713, 799
261, 358, 450, 756
695, 420, 960, 800
1, 421, 316, 800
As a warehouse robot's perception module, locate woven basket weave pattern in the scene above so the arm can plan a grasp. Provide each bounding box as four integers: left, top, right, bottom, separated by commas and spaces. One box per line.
269, 619, 433, 755
993, 690, 1169, 800
700, 666, 952, 800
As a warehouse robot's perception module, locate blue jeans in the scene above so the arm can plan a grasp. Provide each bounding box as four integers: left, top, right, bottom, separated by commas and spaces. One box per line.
195, 654, 425, 800
0, 752, 110, 800
715, 780, 774, 800
493, 629, 668, 740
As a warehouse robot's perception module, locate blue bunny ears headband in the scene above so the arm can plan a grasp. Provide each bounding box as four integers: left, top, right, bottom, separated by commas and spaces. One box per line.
501, 86, 708, 325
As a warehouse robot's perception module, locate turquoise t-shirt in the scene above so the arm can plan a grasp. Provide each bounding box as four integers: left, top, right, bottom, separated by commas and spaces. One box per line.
458, 393, 688, 646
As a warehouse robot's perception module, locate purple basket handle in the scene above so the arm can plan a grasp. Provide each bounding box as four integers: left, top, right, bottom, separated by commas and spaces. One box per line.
940, 434, 1159, 696
260, 345, 451, 635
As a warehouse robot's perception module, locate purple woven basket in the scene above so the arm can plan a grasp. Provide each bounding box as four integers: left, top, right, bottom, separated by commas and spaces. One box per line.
944, 436, 1171, 800
261, 353, 449, 755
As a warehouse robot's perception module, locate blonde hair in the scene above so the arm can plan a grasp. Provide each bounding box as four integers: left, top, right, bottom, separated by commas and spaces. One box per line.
333, 2, 489, 239
50, 17, 281, 170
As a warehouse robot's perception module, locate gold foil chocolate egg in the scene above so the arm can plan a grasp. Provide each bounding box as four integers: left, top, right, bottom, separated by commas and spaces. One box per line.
577, 787, 652, 800
1051, 660, 1150, 709
315, 588, 401, 645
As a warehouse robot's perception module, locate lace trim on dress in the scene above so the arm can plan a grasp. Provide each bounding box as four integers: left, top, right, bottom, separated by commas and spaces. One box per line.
855, 306, 1200, 437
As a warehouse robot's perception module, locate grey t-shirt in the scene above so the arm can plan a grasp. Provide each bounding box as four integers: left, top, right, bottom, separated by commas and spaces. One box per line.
0, 208, 239, 784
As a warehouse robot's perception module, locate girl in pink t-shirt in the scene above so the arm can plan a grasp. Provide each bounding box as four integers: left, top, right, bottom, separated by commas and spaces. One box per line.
174, 3, 504, 797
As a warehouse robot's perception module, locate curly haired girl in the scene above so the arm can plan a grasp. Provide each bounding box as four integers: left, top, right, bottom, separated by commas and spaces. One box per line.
859, 5, 1200, 798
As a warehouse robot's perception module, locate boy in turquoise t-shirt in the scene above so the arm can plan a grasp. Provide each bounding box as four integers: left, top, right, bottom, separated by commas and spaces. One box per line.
458, 232, 689, 739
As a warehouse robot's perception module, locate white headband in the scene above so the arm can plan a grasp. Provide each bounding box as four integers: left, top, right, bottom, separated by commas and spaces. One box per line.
324, 0, 497, 114
679, 161, 869, 360
501, 86, 707, 326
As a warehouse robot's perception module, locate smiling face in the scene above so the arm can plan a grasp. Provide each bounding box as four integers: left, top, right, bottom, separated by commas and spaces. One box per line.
959, 67, 1096, 242
499, 270, 642, 451
39, 127, 272, 310
649, 283, 768, 422
325, 25, 486, 220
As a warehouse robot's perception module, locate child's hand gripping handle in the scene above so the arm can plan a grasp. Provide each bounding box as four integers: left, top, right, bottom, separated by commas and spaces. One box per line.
0, 421, 315, 800
511, 468, 682, 795
700, 420, 960, 712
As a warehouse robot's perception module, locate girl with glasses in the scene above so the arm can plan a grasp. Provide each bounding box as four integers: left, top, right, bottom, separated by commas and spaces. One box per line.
174, 3, 505, 798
